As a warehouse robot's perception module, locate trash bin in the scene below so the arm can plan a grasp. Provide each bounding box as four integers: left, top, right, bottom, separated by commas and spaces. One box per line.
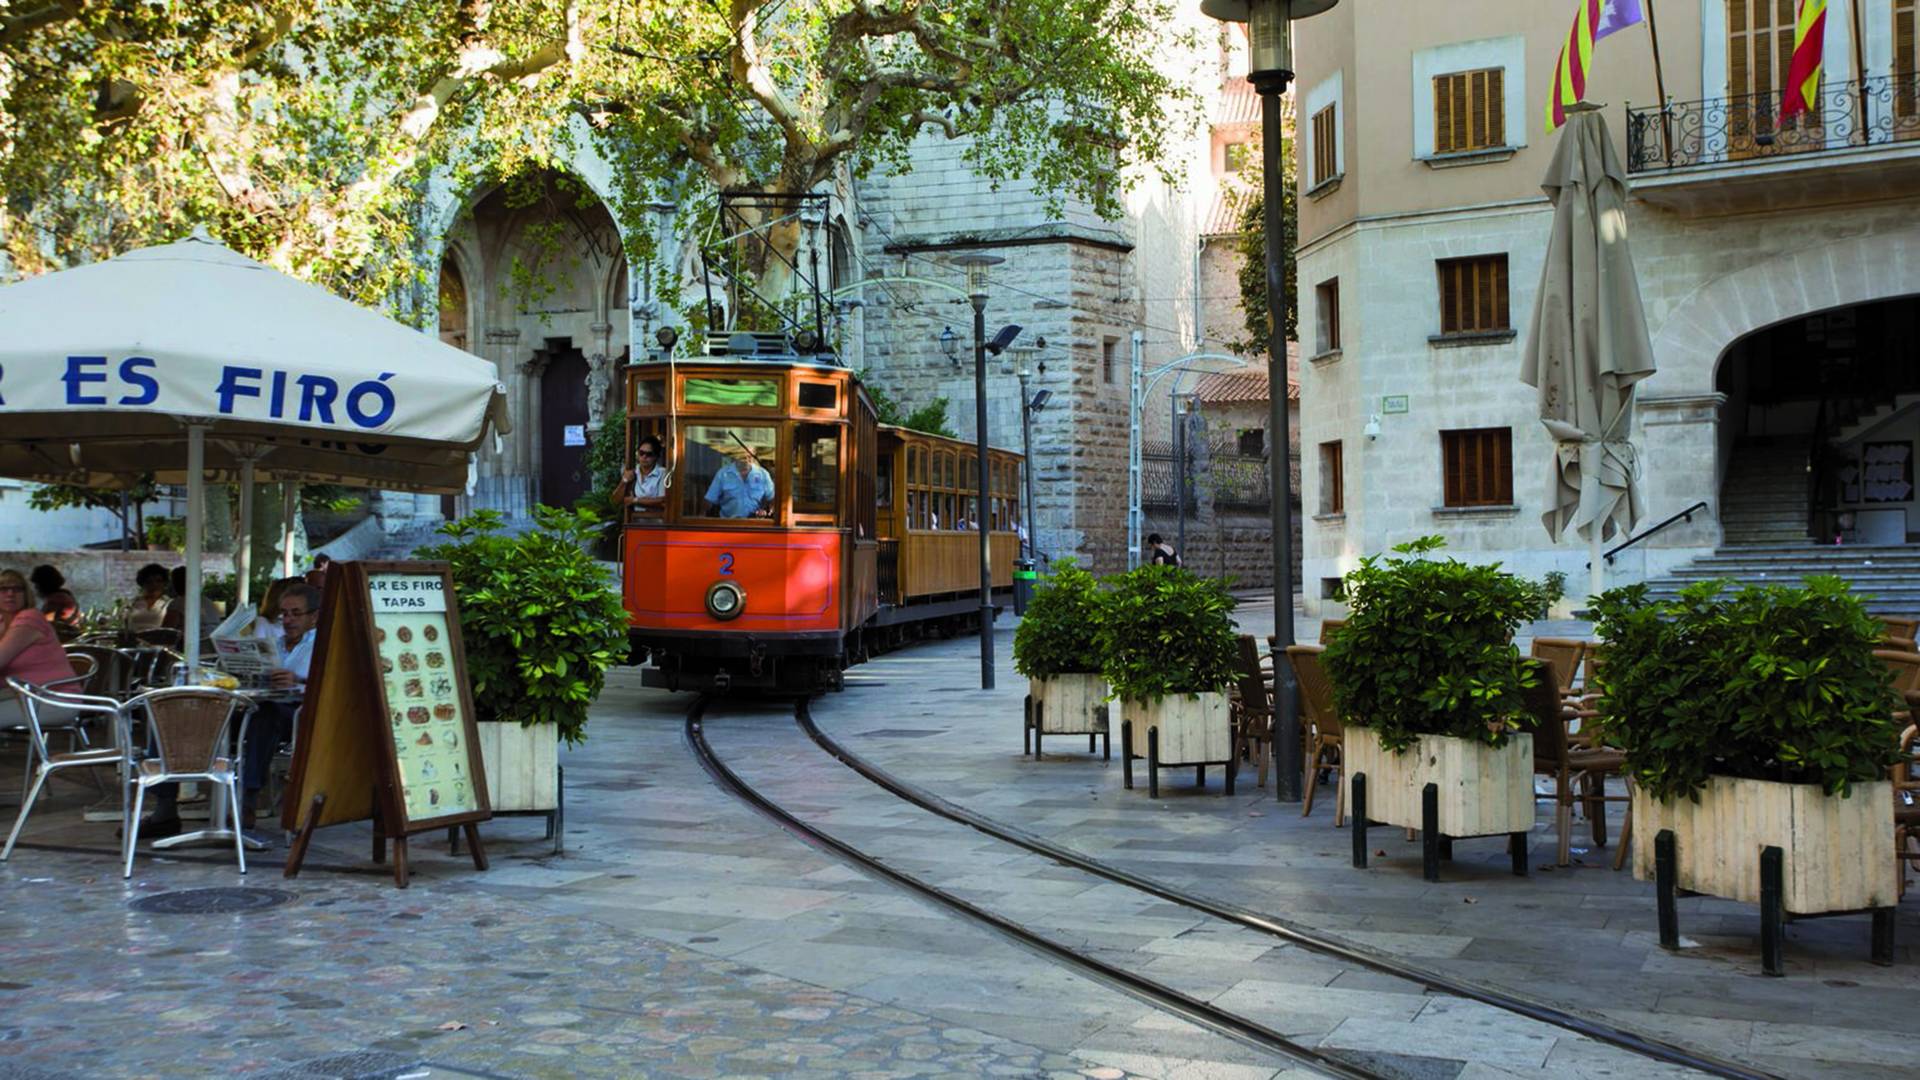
1013, 559, 1037, 615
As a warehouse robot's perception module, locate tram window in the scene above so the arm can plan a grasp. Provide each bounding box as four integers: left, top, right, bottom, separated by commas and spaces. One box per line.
685, 377, 780, 408
797, 382, 837, 410
681, 423, 778, 520
631, 379, 667, 408
876, 453, 894, 508
791, 423, 841, 518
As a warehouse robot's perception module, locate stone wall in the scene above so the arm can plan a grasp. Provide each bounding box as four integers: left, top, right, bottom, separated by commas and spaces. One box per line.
0, 551, 196, 615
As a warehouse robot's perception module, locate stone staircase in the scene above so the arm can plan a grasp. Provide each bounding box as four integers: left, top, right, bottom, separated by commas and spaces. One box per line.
1716, 442, 1812, 546
1639, 544, 1920, 616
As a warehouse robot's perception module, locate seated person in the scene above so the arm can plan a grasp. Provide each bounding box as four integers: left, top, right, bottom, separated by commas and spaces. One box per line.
160, 566, 221, 635
305, 554, 331, 594
0, 569, 84, 698
616, 435, 669, 514
239, 583, 320, 830
703, 447, 774, 518
30, 565, 81, 639
249, 577, 303, 640
128, 563, 171, 631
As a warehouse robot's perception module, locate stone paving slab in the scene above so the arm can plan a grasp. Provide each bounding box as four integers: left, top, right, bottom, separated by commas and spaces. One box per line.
805, 610, 1920, 1080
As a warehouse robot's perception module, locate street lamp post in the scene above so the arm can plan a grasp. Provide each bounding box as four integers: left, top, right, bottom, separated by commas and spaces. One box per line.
1128, 351, 1247, 569
1200, 0, 1337, 802
1007, 344, 1052, 566
953, 253, 1005, 690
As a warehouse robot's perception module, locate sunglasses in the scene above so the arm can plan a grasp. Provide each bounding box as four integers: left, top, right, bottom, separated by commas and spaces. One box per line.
637, 450, 658, 457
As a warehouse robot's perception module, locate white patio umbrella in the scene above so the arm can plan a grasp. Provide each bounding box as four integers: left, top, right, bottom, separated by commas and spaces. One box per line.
1520, 104, 1657, 604
0, 229, 510, 671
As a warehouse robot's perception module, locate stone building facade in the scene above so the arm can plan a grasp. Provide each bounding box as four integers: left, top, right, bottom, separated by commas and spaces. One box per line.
1293, 0, 1920, 613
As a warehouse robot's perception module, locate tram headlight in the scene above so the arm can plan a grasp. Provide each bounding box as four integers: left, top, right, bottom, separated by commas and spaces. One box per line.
705, 580, 746, 621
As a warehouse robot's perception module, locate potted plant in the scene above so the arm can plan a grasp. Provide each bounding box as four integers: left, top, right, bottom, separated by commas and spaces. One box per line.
418, 505, 630, 840
1592, 577, 1900, 972
1096, 564, 1240, 797
1013, 558, 1109, 760
1321, 537, 1539, 880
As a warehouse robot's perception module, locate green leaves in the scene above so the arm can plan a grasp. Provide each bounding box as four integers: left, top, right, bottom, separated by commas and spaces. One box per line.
1012, 557, 1103, 679
1320, 536, 1536, 753
1591, 576, 1899, 801
1091, 564, 1239, 702
417, 504, 630, 746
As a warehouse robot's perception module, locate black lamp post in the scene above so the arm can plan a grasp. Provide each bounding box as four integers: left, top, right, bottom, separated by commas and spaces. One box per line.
952, 253, 1008, 690
1200, 0, 1336, 802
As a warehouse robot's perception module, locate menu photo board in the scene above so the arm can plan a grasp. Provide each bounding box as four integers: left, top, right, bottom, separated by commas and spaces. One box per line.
282, 560, 491, 888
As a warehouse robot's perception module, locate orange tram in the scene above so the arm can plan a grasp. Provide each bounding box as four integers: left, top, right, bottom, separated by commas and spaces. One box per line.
620, 350, 1023, 693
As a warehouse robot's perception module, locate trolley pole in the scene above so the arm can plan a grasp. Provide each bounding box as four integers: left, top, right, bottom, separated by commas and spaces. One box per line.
970, 290, 994, 690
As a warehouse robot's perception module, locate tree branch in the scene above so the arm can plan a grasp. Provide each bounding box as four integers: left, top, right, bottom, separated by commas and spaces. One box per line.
0, 1, 79, 48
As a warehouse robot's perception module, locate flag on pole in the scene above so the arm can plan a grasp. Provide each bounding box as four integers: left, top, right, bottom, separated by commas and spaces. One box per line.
1546, 0, 1647, 132
1781, 0, 1827, 120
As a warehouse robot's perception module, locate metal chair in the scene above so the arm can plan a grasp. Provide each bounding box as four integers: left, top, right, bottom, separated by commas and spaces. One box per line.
1, 678, 132, 861
124, 646, 184, 694
65, 644, 134, 700
123, 687, 251, 878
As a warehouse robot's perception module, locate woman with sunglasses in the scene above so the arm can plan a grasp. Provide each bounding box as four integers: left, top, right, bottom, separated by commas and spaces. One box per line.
0, 569, 82, 693
616, 434, 669, 513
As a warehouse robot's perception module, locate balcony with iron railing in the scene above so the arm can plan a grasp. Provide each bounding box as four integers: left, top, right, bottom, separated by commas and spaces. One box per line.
1625, 73, 1920, 213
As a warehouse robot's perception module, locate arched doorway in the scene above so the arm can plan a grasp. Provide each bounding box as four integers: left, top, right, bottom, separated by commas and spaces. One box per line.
537, 341, 592, 509
1715, 296, 1920, 545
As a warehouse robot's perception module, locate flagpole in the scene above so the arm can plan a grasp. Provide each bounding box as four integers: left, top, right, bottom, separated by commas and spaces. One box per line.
1850, 0, 1869, 144
1645, 0, 1674, 165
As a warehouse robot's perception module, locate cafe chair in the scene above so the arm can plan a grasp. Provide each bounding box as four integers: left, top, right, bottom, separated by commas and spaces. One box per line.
1229, 635, 1273, 791
1529, 638, 1587, 699
1883, 617, 1920, 643
1518, 661, 1629, 867
65, 644, 134, 701
1286, 645, 1346, 826
123, 687, 251, 879
1894, 726, 1920, 897
1, 678, 132, 862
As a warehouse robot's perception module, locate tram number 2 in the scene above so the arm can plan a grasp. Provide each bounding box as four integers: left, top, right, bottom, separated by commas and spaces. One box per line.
718, 552, 735, 575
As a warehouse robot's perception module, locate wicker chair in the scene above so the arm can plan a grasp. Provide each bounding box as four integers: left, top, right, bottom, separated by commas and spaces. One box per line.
1227, 636, 1274, 791
1883, 617, 1920, 642
1517, 660, 1628, 866
1529, 638, 1587, 698
1895, 726, 1920, 897
1318, 618, 1347, 644
123, 687, 251, 878
1286, 644, 1345, 825
1, 677, 131, 862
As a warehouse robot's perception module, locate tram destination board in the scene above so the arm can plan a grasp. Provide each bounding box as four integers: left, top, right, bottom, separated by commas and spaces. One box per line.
281, 560, 491, 887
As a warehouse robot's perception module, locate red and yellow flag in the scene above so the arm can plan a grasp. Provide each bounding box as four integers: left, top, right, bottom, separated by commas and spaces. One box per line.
1546, 0, 1645, 132
1781, 0, 1827, 120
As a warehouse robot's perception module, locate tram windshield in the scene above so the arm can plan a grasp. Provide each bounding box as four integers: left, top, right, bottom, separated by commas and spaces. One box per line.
683, 424, 778, 520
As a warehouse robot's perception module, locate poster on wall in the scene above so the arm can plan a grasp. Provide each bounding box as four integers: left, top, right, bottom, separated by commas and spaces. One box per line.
1863, 441, 1914, 504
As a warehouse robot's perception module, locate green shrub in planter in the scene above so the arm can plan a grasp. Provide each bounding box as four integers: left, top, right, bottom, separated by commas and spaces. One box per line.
417, 505, 630, 746
1321, 536, 1538, 753
1013, 558, 1105, 679
1093, 564, 1238, 702
1590, 577, 1898, 800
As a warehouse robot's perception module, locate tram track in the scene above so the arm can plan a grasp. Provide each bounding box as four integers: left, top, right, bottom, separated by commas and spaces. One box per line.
687, 694, 1385, 1080
794, 702, 1779, 1080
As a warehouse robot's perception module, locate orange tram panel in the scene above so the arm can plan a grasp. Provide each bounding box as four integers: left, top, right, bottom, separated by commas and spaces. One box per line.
617, 354, 1022, 693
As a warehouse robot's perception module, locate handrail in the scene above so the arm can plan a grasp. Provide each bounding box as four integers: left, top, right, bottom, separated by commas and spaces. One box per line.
1597, 501, 1710, 566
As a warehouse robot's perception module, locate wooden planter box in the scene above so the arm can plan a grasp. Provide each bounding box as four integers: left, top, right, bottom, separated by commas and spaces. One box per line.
1632, 776, 1897, 973
1024, 674, 1109, 760
1118, 692, 1234, 798
477, 720, 558, 812
1344, 727, 1534, 882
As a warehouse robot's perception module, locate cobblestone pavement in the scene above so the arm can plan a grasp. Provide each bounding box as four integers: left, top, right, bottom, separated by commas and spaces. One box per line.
0, 600, 1909, 1079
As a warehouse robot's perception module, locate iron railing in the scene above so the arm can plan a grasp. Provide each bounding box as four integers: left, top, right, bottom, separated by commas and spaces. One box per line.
1595, 501, 1711, 566
1627, 73, 1920, 173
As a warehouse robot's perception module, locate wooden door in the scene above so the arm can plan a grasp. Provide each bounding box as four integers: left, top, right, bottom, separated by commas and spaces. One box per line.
539, 348, 591, 508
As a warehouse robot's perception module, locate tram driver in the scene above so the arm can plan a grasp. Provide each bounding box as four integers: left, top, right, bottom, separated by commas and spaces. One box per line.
618, 434, 670, 514
705, 443, 775, 519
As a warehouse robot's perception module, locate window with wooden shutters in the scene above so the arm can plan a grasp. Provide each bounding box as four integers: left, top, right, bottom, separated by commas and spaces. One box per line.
1898, 0, 1919, 131
1319, 441, 1344, 514
1441, 428, 1513, 507
1436, 255, 1510, 335
1311, 105, 1338, 185
1432, 68, 1505, 154
1727, 0, 1819, 154
1316, 278, 1341, 353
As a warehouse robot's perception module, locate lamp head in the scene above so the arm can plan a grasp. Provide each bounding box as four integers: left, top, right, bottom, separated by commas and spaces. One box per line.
655, 325, 679, 352
1364, 413, 1382, 441
951, 252, 1006, 297
985, 324, 1023, 356
939, 325, 958, 365
1028, 389, 1053, 414
1199, 0, 1340, 82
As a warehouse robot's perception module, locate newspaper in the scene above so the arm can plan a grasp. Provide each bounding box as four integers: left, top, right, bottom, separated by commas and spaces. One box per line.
211, 606, 286, 680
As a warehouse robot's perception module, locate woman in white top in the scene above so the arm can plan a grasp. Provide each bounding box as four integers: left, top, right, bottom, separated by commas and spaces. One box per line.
127, 563, 171, 631
616, 434, 670, 513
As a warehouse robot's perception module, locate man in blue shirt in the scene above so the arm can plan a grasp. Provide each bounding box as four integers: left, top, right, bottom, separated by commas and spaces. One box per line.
704, 448, 775, 518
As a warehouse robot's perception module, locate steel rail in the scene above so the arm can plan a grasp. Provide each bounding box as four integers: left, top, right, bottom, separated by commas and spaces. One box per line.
687, 697, 1384, 1080
798, 706, 1779, 1080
